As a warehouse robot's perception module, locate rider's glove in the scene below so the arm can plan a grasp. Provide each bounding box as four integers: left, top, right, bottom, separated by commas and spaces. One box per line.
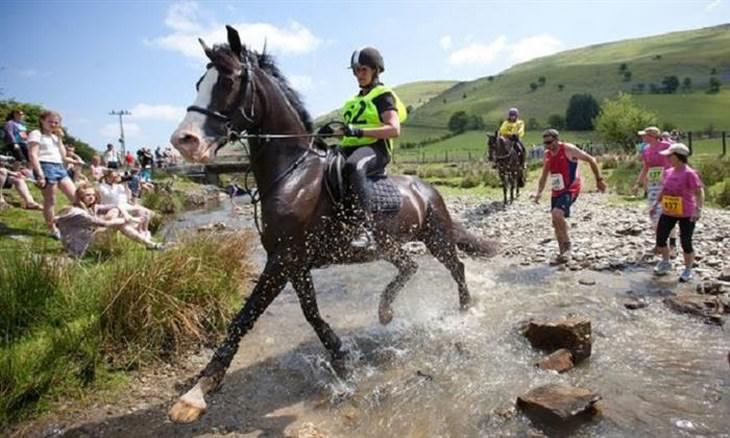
510, 134, 519, 142
345, 124, 364, 138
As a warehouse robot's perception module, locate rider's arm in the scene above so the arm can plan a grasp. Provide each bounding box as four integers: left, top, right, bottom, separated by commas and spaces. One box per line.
498, 120, 510, 136
516, 120, 525, 138
362, 110, 401, 139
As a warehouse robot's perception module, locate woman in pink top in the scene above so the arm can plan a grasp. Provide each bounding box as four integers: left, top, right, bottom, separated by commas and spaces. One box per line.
652, 143, 704, 282
632, 126, 676, 253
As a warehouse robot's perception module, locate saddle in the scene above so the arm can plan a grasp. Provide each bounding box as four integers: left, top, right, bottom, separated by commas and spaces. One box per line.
325, 147, 402, 213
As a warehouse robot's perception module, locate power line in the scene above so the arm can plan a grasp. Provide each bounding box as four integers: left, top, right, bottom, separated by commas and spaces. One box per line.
109, 110, 131, 158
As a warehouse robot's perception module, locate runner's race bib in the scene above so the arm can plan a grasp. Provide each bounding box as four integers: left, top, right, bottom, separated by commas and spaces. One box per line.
550, 173, 565, 191
647, 166, 664, 186
661, 195, 684, 216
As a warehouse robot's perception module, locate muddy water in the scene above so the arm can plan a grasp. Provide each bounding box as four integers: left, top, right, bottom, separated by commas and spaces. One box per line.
110, 203, 729, 436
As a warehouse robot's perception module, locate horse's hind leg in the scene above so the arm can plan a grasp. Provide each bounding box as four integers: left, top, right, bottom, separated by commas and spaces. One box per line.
422, 214, 471, 309
169, 258, 288, 423
378, 248, 418, 325
290, 268, 345, 363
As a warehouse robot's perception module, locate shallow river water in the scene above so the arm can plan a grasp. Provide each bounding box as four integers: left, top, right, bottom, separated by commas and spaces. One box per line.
67, 202, 729, 437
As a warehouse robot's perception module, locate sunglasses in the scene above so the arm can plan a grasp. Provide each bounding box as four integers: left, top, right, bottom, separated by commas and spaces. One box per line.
543, 138, 555, 145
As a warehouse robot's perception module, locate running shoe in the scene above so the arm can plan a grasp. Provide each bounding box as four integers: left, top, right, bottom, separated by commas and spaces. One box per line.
679, 268, 694, 283
653, 260, 673, 276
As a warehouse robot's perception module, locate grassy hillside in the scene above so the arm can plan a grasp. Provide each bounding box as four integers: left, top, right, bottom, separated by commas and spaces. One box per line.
407, 24, 730, 131
314, 80, 456, 125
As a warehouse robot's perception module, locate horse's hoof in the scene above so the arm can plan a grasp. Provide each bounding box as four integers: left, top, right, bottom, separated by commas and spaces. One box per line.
459, 298, 472, 311
378, 305, 394, 325
169, 399, 205, 423
331, 353, 350, 378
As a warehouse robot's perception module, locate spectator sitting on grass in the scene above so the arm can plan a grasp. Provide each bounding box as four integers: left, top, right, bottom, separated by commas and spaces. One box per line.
89, 155, 105, 182
99, 169, 155, 239
55, 182, 162, 257
127, 167, 153, 203
0, 160, 42, 210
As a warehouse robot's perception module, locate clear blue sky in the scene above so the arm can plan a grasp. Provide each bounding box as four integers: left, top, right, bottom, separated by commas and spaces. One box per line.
1, 0, 727, 153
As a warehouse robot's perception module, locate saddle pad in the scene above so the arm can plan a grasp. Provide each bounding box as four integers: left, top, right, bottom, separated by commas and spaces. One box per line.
370, 177, 402, 213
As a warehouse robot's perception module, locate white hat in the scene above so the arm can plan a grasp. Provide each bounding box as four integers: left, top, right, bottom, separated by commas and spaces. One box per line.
659, 143, 690, 156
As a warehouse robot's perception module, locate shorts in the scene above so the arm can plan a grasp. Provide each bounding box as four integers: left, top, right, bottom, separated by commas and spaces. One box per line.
551, 192, 578, 218
40, 162, 70, 184
107, 161, 119, 169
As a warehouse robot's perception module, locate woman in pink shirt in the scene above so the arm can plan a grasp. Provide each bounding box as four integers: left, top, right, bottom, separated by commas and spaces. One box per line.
633, 126, 676, 254
652, 143, 704, 282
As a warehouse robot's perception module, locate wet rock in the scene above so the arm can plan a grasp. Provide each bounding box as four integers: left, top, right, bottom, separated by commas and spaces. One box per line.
696, 280, 728, 295
578, 278, 596, 286
536, 348, 574, 373
664, 294, 725, 325
623, 297, 648, 310
285, 422, 329, 438
523, 314, 592, 362
718, 269, 730, 282
517, 383, 601, 427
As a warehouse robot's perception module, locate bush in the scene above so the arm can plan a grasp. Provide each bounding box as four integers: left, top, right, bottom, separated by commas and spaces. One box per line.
606, 159, 641, 195
600, 156, 619, 170
595, 94, 658, 153
566, 93, 600, 130
714, 180, 730, 208
695, 158, 730, 187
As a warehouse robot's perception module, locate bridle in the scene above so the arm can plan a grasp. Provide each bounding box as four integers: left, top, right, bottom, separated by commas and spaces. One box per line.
183, 56, 340, 235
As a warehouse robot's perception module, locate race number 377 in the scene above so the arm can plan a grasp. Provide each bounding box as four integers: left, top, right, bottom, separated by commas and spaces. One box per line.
662, 195, 684, 216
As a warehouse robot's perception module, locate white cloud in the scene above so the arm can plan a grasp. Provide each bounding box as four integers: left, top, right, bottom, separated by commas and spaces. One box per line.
128, 103, 185, 121
447, 34, 564, 67
288, 74, 314, 92
448, 37, 507, 66
509, 34, 564, 63
440, 35, 452, 51
148, 2, 321, 60
100, 122, 141, 139
705, 0, 723, 11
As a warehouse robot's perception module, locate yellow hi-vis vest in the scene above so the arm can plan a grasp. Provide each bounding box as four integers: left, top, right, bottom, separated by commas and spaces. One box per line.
341, 85, 407, 151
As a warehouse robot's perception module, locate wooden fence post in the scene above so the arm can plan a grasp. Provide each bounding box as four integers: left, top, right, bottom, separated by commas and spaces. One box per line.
723, 131, 727, 157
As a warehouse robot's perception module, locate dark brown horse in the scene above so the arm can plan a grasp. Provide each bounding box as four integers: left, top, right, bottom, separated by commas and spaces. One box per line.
167, 26, 497, 423
487, 131, 523, 205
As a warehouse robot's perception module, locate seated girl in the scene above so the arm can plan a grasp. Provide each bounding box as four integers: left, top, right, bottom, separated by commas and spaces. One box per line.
55, 182, 162, 257
98, 169, 154, 238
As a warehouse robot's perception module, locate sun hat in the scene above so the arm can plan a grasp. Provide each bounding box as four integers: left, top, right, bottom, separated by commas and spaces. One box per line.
659, 143, 690, 156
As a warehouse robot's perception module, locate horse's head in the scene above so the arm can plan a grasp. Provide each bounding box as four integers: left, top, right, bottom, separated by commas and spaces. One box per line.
170, 26, 256, 162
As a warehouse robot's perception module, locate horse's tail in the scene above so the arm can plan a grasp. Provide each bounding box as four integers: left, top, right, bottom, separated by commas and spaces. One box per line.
453, 220, 499, 257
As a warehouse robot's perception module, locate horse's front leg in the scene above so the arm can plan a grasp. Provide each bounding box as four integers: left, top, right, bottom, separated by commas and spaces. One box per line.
169, 257, 288, 423
290, 268, 347, 370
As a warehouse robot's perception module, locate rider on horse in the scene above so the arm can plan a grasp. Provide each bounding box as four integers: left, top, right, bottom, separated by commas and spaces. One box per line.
339, 47, 407, 249
493, 107, 526, 186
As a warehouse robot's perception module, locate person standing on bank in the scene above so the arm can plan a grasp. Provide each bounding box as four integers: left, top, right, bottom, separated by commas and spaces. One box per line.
652, 143, 704, 282
533, 129, 606, 264
336, 47, 407, 249
27, 110, 77, 239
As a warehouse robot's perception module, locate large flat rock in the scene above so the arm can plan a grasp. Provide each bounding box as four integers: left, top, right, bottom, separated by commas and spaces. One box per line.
664, 294, 725, 325
523, 314, 592, 362
517, 383, 601, 428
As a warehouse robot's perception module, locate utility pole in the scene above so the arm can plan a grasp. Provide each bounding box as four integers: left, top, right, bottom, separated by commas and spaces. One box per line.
109, 110, 131, 159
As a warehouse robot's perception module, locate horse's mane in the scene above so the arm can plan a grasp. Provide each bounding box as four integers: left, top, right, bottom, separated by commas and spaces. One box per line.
209, 44, 313, 133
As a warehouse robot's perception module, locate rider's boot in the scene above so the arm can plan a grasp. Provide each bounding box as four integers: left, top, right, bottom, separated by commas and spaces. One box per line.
350, 177, 376, 250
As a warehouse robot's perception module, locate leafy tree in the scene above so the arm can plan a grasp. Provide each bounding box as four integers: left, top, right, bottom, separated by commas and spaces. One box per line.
487, 76, 495, 82
447, 111, 470, 133
538, 76, 546, 86
594, 94, 658, 153
527, 117, 540, 130
547, 114, 566, 130
661, 75, 680, 94
463, 92, 467, 99
653, 54, 662, 60
635, 83, 645, 94
708, 77, 721, 94
649, 83, 659, 94
0, 99, 95, 161
442, 98, 447, 104
619, 63, 628, 72
467, 114, 485, 130
623, 71, 632, 82
557, 84, 564, 92
710, 67, 717, 75
682, 77, 692, 91
565, 93, 600, 131
529, 82, 538, 92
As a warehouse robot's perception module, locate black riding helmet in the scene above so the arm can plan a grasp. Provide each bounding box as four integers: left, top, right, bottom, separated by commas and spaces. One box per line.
350, 47, 385, 73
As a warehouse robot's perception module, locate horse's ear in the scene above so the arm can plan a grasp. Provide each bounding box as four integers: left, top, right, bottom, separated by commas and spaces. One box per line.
226, 25, 243, 59
198, 38, 214, 60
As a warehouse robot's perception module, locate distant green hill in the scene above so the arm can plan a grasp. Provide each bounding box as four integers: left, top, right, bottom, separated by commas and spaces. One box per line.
314, 80, 456, 125
407, 24, 730, 133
